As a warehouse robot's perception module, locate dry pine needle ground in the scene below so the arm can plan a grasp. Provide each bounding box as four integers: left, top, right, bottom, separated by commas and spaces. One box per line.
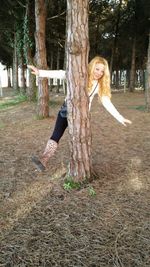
0, 90, 150, 267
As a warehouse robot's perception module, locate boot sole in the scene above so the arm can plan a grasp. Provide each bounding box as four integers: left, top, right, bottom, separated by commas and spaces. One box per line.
31, 156, 46, 172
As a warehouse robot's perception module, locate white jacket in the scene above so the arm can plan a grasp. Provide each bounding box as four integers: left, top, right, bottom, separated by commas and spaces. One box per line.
38, 70, 124, 124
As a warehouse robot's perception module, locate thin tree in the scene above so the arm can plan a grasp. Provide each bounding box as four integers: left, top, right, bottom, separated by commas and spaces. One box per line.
129, 36, 136, 92
109, 0, 122, 77
145, 32, 150, 112
25, 0, 36, 101
12, 32, 19, 91
35, 0, 49, 117
66, 0, 92, 182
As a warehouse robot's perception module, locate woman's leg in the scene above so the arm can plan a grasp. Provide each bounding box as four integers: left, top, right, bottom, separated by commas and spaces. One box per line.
50, 111, 68, 143
32, 111, 68, 171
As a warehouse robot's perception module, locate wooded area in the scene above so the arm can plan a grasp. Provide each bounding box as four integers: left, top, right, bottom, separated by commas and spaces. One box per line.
0, 1, 150, 266
0, 0, 149, 181
0, 0, 149, 92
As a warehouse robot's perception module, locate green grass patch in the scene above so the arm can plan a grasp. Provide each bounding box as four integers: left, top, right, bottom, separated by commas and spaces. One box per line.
0, 121, 5, 129
63, 178, 81, 191
88, 186, 96, 197
34, 114, 46, 120
129, 105, 146, 111
0, 94, 27, 110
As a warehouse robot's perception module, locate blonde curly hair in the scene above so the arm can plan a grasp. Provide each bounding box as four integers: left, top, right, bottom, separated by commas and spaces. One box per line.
88, 56, 111, 98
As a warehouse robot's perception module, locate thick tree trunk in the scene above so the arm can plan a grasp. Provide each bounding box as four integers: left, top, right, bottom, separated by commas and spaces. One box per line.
66, 0, 92, 182
35, 0, 49, 117
145, 32, 150, 112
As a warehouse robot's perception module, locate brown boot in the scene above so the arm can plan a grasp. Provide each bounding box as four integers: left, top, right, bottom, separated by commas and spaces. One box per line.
32, 139, 58, 172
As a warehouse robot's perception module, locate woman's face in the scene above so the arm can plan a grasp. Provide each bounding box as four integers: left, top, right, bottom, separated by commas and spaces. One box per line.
93, 63, 105, 80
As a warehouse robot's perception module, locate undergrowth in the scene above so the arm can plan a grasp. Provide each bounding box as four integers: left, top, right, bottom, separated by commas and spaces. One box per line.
0, 94, 27, 110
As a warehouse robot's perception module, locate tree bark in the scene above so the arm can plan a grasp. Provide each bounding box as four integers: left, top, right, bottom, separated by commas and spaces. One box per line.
20, 52, 26, 93
7, 67, 11, 88
25, 0, 36, 101
56, 46, 60, 93
145, 32, 150, 112
129, 36, 136, 92
35, 0, 49, 117
66, 0, 92, 182
12, 33, 19, 91
109, 0, 122, 76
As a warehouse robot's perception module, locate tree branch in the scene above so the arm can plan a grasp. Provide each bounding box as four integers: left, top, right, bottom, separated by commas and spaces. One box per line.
47, 10, 66, 20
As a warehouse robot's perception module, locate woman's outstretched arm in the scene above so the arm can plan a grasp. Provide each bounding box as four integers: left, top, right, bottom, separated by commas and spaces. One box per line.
27, 65, 66, 79
101, 96, 132, 126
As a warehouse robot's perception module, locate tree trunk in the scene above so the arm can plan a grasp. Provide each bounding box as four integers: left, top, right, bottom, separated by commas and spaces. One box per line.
66, 0, 92, 182
12, 33, 19, 91
35, 0, 49, 117
109, 0, 122, 76
20, 52, 26, 93
115, 68, 119, 89
129, 36, 136, 92
25, 0, 37, 101
7, 67, 11, 88
56, 46, 60, 93
0, 76, 2, 97
145, 32, 150, 112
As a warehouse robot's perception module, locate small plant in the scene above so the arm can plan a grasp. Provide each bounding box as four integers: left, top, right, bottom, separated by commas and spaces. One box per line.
35, 114, 45, 120
135, 105, 146, 111
63, 178, 81, 191
88, 186, 96, 197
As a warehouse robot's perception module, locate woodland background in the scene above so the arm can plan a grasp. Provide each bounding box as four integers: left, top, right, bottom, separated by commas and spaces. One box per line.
0, 1, 150, 266
0, 0, 149, 93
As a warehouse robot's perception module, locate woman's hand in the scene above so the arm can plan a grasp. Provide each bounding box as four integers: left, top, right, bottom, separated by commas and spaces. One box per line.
27, 65, 39, 75
121, 118, 132, 126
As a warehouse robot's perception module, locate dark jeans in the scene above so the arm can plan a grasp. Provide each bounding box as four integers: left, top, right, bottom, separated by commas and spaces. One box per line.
50, 111, 68, 143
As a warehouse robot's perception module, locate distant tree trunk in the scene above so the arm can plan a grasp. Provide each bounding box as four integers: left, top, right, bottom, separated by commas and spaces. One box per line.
49, 52, 54, 91
110, 0, 122, 76
27, 56, 36, 101
12, 33, 19, 91
0, 76, 2, 97
56, 46, 60, 93
7, 67, 11, 88
145, 32, 150, 112
94, 13, 101, 54
35, 0, 49, 117
20, 52, 26, 93
115, 68, 119, 89
25, 0, 36, 101
143, 70, 146, 90
66, 0, 92, 182
129, 36, 136, 92
126, 69, 130, 88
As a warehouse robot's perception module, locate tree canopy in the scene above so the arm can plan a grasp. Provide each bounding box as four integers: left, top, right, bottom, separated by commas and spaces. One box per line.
0, 0, 149, 71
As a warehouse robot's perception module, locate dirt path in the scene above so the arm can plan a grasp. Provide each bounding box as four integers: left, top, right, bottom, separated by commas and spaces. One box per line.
0, 91, 149, 267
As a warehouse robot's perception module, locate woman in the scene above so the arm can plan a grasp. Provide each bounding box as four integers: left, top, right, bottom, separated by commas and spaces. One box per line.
28, 56, 131, 172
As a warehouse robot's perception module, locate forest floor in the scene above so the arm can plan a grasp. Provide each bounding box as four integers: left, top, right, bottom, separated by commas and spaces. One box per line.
0, 88, 150, 267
